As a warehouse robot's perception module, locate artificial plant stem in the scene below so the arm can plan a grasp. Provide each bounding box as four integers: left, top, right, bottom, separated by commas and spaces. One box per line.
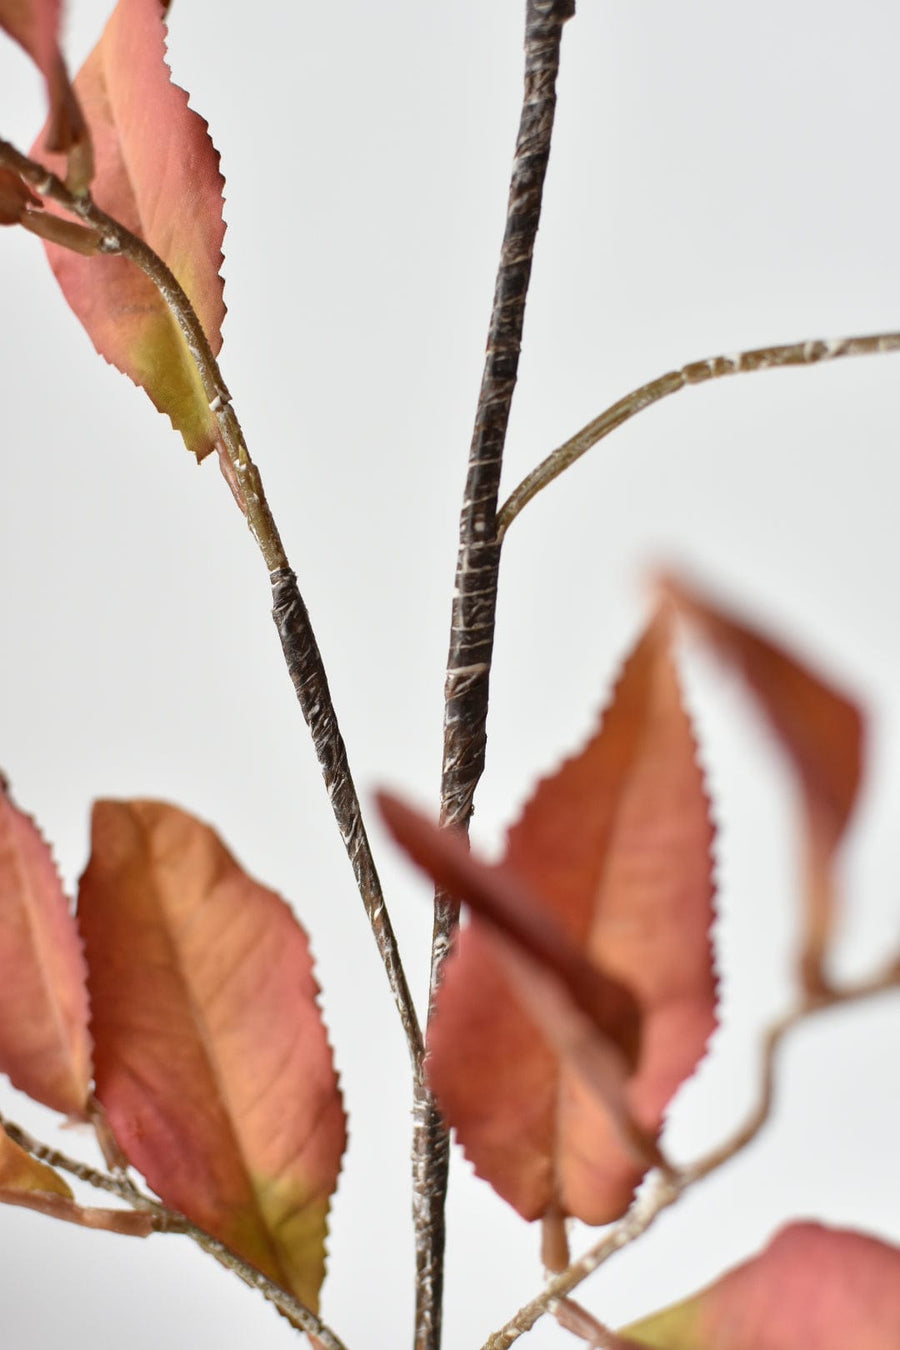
0, 1114, 351, 1350
0, 137, 422, 1069
497, 330, 900, 536
411, 6, 576, 1350
481, 964, 900, 1349
271, 570, 423, 1062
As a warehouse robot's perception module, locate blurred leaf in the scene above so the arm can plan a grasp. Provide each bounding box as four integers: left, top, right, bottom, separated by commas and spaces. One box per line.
378, 791, 651, 1185
0, 0, 92, 187
0, 779, 92, 1116
33, 0, 226, 459
386, 611, 716, 1225
78, 800, 346, 1311
623, 1222, 900, 1349
662, 572, 864, 993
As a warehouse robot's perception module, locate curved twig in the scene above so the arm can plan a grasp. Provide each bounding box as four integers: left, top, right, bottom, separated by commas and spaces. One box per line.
497, 331, 900, 537
0, 1114, 351, 1350
481, 963, 900, 1349
0, 136, 422, 1069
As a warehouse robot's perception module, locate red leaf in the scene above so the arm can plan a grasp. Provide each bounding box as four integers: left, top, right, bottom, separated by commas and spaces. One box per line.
77, 801, 346, 1312
661, 572, 864, 993
0, 780, 92, 1116
622, 1222, 900, 1349
0, 0, 91, 188
33, 0, 226, 459
377, 791, 643, 1067
378, 793, 651, 1180
386, 612, 716, 1225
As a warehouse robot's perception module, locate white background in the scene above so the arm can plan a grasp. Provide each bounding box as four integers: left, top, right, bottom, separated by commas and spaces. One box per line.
1, 1, 899, 1346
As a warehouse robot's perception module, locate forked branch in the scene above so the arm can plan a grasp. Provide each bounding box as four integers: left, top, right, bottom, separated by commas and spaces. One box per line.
482, 961, 900, 1349
498, 331, 900, 536
0, 1114, 351, 1350
0, 136, 422, 1070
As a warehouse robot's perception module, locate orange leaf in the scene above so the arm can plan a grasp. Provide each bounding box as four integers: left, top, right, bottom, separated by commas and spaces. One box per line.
0, 1125, 152, 1236
0, 0, 92, 188
378, 793, 651, 1182
622, 1222, 900, 1349
377, 791, 643, 1068
662, 572, 864, 994
33, 0, 226, 459
388, 612, 716, 1225
0, 1121, 73, 1199
77, 801, 346, 1312
0, 780, 92, 1116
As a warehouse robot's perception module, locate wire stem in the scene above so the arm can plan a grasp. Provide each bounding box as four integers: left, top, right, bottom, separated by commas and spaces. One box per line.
482, 962, 900, 1349
498, 331, 900, 537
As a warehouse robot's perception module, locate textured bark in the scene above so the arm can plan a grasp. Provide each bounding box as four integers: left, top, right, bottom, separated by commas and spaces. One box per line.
413, 5, 576, 1349
271, 569, 422, 1064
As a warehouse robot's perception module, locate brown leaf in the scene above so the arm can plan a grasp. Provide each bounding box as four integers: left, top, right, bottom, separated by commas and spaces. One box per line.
77, 801, 346, 1313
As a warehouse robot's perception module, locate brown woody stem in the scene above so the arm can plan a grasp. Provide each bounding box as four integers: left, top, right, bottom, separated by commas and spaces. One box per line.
0, 1114, 350, 1350
498, 331, 900, 536
0, 136, 422, 1071
412, 5, 575, 1349
482, 963, 900, 1349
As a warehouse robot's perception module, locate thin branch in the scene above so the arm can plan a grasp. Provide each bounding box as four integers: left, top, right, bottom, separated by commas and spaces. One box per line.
481, 963, 900, 1349
0, 136, 422, 1069
686, 960, 900, 1183
0, 1114, 351, 1350
552, 1296, 637, 1349
413, 6, 576, 1348
497, 331, 900, 537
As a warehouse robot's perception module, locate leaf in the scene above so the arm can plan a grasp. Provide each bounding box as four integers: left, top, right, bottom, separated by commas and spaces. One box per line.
377, 792, 653, 1182
388, 611, 716, 1225
33, 0, 226, 460
0, 0, 92, 188
77, 800, 346, 1313
661, 572, 864, 994
0, 1124, 153, 1236
622, 1222, 900, 1349
0, 1121, 73, 1199
0, 779, 92, 1116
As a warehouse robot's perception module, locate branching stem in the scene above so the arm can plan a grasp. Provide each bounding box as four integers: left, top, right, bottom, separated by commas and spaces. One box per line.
498, 331, 900, 537
481, 962, 900, 1349
0, 1114, 351, 1350
0, 136, 422, 1070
